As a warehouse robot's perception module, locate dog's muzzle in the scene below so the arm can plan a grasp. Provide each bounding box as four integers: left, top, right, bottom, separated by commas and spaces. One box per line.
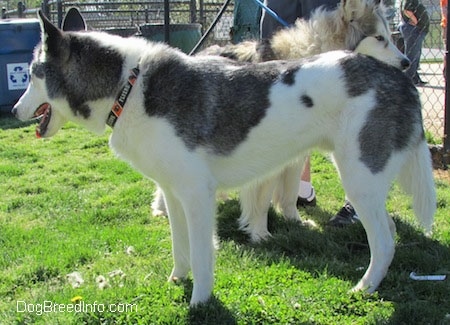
401, 58, 410, 71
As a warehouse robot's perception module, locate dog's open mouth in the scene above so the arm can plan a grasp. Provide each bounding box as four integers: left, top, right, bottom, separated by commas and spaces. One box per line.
33, 103, 52, 138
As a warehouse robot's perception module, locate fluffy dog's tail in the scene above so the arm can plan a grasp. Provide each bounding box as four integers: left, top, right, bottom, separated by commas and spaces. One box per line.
397, 140, 436, 235
198, 41, 260, 62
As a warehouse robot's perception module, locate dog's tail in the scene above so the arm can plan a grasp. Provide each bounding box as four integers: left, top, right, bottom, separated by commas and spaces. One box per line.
397, 140, 436, 235
198, 41, 260, 62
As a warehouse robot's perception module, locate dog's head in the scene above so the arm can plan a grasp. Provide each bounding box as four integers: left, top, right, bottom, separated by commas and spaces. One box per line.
354, 35, 410, 70
12, 10, 123, 138
337, 0, 410, 70
339, 0, 392, 51
12, 11, 72, 138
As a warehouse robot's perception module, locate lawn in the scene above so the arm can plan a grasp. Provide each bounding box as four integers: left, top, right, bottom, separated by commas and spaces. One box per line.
0, 116, 449, 324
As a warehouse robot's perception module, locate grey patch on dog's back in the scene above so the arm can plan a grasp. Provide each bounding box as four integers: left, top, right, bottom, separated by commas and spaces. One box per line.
143, 53, 288, 155
340, 54, 424, 174
36, 33, 124, 118
300, 94, 313, 108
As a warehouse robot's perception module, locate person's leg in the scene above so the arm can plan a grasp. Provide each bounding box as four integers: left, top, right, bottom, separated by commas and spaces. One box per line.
297, 156, 316, 207
401, 24, 426, 83
261, 0, 300, 38
443, 27, 447, 79
300, 156, 311, 182
411, 31, 427, 83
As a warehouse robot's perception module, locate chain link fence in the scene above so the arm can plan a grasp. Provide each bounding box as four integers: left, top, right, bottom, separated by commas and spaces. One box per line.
399, 1, 447, 146
2, 0, 449, 165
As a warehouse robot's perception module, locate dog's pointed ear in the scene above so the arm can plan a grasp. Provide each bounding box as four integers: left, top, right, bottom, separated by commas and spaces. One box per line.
62, 7, 87, 31
342, 0, 383, 22
342, 0, 360, 22
38, 10, 66, 58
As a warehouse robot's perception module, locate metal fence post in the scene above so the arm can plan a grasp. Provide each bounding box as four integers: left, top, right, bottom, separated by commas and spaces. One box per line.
445, 3, 450, 159
17, 2, 24, 18
190, 0, 197, 23
41, 0, 50, 18
164, 0, 170, 44
57, 0, 63, 28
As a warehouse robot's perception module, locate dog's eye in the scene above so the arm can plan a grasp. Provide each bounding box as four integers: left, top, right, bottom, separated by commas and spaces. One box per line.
375, 35, 385, 42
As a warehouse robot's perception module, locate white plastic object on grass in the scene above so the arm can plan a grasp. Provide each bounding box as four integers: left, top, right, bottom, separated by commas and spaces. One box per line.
409, 272, 446, 281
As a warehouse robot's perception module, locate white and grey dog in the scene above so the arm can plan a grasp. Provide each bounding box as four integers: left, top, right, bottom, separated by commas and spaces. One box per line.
13, 11, 435, 305
154, 0, 412, 238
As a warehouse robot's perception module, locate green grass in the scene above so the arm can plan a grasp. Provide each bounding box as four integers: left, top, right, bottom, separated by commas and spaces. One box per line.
0, 116, 449, 324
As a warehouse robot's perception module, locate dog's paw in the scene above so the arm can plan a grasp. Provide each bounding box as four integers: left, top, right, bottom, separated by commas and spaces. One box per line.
351, 280, 376, 294
168, 267, 189, 283
238, 217, 272, 243
248, 228, 272, 243
301, 219, 318, 228
151, 208, 167, 217
168, 275, 181, 283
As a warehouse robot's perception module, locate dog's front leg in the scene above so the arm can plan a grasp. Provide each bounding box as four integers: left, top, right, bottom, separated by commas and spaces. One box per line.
164, 189, 191, 281
182, 185, 217, 306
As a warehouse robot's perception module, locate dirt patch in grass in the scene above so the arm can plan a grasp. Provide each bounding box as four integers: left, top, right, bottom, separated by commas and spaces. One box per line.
434, 169, 450, 183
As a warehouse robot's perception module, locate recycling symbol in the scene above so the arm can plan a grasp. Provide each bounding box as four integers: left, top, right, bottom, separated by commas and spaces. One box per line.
10, 66, 28, 84
7, 63, 30, 90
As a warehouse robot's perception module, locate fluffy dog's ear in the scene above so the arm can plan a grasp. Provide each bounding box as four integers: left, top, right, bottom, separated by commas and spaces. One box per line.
38, 10, 67, 59
342, 0, 360, 22
342, 0, 382, 23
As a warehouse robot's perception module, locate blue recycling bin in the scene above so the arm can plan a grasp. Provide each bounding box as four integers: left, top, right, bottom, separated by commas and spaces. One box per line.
0, 18, 40, 113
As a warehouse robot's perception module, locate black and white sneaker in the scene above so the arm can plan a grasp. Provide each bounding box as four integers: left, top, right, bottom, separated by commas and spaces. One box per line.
296, 188, 316, 208
328, 201, 358, 227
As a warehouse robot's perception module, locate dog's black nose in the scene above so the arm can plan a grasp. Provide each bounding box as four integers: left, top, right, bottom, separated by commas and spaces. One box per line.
401, 58, 410, 70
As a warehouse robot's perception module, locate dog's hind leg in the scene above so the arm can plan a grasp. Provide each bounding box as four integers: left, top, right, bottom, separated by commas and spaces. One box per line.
334, 157, 395, 293
272, 156, 308, 221
349, 197, 395, 293
239, 177, 277, 242
151, 186, 167, 216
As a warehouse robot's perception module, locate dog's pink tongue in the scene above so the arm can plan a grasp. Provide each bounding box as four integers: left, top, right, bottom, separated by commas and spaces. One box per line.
34, 103, 51, 138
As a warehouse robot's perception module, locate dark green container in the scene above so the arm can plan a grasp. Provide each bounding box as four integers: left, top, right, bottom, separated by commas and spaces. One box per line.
232, 0, 261, 43
139, 23, 202, 53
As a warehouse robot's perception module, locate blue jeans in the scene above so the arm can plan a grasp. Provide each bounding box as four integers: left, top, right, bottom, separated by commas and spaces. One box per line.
400, 23, 427, 82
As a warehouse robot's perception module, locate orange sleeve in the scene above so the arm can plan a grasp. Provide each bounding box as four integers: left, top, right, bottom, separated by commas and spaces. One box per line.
442, 0, 448, 28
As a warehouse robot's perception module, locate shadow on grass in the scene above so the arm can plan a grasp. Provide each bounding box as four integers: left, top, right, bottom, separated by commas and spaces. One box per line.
165, 279, 236, 324
215, 198, 450, 323
216, 198, 370, 281
188, 296, 237, 324
0, 113, 36, 130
